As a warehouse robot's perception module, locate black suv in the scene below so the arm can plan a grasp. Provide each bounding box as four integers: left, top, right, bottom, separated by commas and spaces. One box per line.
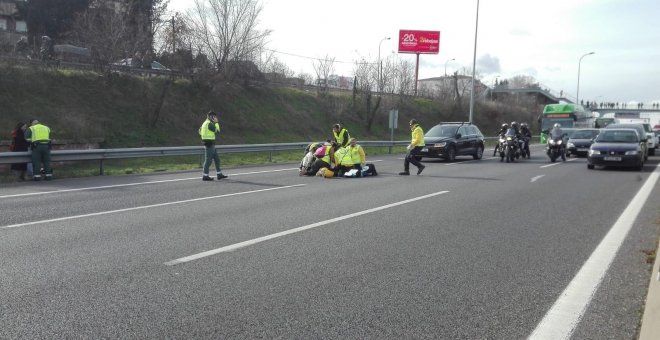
417, 122, 485, 161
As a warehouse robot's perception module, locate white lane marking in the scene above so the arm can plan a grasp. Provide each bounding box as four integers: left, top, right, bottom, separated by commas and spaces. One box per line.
529, 162, 660, 340
0, 168, 298, 199
165, 190, 450, 265
540, 162, 561, 168
0, 184, 305, 230
530, 175, 545, 183
567, 158, 579, 162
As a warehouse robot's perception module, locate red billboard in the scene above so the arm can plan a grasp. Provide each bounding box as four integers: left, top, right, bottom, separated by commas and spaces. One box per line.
398, 30, 440, 54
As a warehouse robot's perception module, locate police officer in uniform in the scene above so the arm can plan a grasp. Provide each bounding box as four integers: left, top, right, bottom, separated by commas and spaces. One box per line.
199, 111, 228, 181
25, 119, 52, 181
332, 123, 351, 148
399, 119, 426, 175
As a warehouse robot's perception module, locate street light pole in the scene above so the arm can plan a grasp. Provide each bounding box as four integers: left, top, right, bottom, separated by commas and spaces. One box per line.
378, 37, 391, 93
468, 0, 480, 124
444, 58, 455, 76
576, 51, 595, 106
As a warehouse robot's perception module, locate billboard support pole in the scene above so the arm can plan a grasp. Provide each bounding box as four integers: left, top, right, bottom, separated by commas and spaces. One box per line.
414, 53, 420, 96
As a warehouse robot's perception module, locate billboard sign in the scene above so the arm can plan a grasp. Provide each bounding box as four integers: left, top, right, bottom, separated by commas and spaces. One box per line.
398, 30, 440, 54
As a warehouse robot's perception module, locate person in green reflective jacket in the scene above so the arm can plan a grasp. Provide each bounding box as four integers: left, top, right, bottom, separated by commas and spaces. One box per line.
199, 111, 228, 181
25, 119, 53, 181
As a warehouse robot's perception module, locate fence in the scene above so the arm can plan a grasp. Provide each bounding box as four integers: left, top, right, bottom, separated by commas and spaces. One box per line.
0, 141, 411, 175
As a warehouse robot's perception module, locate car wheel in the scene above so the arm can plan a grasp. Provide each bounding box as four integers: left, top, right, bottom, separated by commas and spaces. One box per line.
445, 146, 456, 162
587, 164, 594, 170
473, 146, 483, 160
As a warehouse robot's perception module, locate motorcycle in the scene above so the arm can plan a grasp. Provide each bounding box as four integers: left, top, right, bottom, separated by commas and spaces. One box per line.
501, 128, 520, 163
519, 136, 530, 158
546, 133, 566, 162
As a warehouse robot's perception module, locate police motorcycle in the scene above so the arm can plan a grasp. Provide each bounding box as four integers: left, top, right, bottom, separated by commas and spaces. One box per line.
500, 128, 521, 163
519, 135, 530, 158
545, 129, 567, 162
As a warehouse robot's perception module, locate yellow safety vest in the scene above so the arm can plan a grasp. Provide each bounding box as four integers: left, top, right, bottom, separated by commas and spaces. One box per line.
29, 124, 50, 142
333, 128, 349, 146
347, 145, 363, 165
411, 125, 425, 146
321, 145, 333, 164
199, 119, 219, 141
334, 147, 349, 166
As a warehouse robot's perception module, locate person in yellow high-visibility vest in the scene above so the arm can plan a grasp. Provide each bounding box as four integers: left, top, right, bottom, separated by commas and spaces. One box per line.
332, 123, 350, 148
399, 119, 426, 175
336, 138, 367, 176
24, 119, 52, 181
199, 111, 228, 181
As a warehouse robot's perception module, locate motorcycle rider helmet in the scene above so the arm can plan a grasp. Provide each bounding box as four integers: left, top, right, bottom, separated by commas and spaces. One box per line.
511, 121, 518, 129
553, 123, 561, 128
501, 123, 509, 129
521, 123, 527, 128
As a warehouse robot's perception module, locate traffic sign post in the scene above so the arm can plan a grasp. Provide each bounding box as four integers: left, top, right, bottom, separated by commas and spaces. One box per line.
389, 109, 398, 153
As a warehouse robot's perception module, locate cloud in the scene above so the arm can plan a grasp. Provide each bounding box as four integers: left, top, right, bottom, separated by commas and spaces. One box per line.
477, 54, 501, 74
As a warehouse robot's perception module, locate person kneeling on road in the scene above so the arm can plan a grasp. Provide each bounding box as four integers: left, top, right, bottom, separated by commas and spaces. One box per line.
304, 142, 336, 176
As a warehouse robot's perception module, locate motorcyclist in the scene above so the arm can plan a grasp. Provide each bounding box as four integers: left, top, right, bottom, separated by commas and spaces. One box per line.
493, 123, 509, 156
520, 123, 532, 157
510, 121, 521, 138
549, 123, 566, 161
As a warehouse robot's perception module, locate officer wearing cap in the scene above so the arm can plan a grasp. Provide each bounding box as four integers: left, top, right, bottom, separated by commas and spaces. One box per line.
25, 118, 53, 181
399, 119, 426, 175
199, 111, 227, 181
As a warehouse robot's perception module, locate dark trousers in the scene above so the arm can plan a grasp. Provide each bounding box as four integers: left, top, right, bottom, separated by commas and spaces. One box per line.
404, 146, 423, 171
306, 159, 330, 176
31, 143, 52, 178
203, 143, 221, 175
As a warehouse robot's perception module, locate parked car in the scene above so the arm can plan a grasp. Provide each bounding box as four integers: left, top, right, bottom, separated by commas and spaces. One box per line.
587, 128, 643, 170
112, 58, 170, 71
417, 122, 485, 161
566, 128, 601, 157
604, 123, 649, 160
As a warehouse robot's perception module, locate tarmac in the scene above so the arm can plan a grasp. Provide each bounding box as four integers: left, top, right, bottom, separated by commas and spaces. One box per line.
639, 240, 660, 340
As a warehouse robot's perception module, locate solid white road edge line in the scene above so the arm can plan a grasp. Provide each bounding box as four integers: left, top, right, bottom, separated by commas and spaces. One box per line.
164, 190, 450, 266
528, 162, 660, 340
0, 184, 305, 230
0, 168, 299, 199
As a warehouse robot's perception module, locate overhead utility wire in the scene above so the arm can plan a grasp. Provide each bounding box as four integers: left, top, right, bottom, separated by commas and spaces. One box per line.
263, 48, 376, 65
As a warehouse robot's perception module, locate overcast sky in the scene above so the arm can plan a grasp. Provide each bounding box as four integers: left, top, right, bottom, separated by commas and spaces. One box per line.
170, 0, 660, 105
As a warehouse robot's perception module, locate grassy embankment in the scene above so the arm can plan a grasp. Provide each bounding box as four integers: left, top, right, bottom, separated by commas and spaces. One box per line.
0, 64, 423, 181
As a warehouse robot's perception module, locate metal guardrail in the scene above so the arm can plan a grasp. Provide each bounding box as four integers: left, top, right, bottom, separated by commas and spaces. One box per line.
0, 141, 411, 175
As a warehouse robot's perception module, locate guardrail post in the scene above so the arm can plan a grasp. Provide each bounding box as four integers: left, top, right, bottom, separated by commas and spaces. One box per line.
268, 151, 273, 162
99, 159, 104, 175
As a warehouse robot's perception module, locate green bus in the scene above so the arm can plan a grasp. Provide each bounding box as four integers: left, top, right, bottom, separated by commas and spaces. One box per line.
538, 103, 594, 143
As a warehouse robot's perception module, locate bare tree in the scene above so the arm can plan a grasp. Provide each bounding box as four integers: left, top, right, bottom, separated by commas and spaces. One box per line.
393, 58, 415, 98
352, 57, 382, 131
312, 54, 335, 94
507, 75, 538, 88
297, 71, 313, 86
185, 0, 271, 80
67, 2, 131, 69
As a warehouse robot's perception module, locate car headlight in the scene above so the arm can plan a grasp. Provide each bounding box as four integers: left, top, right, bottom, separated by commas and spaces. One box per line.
589, 149, 598, 155
434, 142, 446, 147
625, 150, 638, 155
567, 142, 575, 148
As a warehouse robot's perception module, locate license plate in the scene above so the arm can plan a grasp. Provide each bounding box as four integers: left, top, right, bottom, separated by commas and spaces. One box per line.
604, 156, 621, 161
421, 148, 428, 152
577, 148, 588, 151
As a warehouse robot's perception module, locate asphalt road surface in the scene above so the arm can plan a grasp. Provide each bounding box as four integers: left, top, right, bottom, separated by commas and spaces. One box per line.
2, 145, 659, 339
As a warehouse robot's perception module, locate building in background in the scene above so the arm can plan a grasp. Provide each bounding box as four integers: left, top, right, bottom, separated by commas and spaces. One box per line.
0, 0, 28, 52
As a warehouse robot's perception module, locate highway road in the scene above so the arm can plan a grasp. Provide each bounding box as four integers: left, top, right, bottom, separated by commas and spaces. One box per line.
1, 144, 659, 339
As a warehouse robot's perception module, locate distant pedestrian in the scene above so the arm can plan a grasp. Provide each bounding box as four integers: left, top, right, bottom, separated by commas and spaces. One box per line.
399, 119, 425, 176
332, 123, 351, 148
199, 111, 227, 181
9, 122, 30, 181
25, 119, 53, 181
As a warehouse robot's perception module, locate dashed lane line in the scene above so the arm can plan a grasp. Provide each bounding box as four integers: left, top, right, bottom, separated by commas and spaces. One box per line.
164, 190, 450, 265
0, 185, 305, 230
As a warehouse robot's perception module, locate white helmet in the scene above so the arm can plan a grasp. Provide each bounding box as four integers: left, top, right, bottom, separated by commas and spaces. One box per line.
553, 123, 561, 128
